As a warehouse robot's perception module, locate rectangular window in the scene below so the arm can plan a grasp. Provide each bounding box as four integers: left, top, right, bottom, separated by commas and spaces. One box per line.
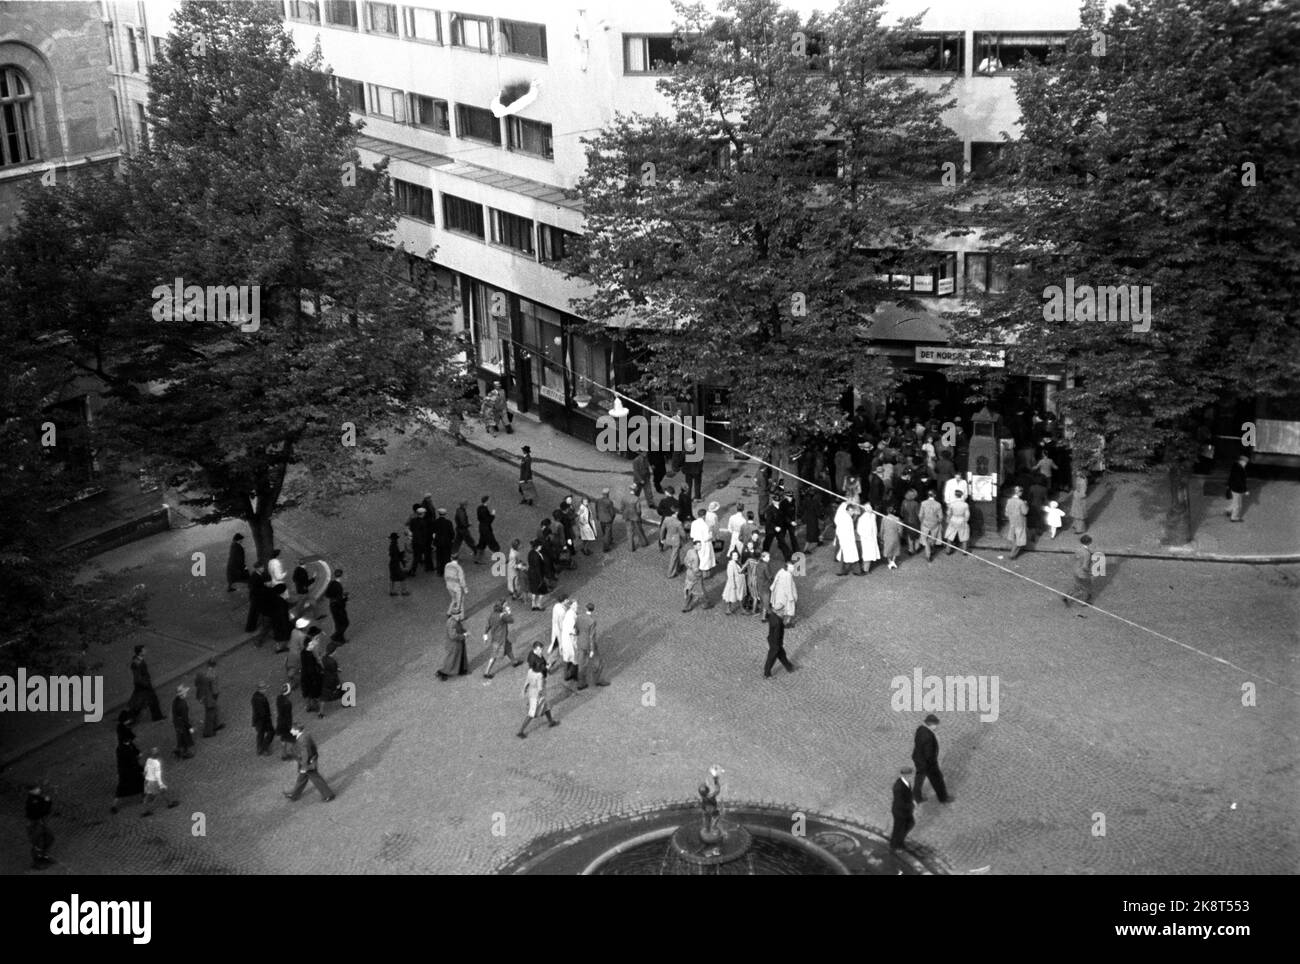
520, 298, 565, 401
402, 6, 441, 43
499, 19, 546, 60
538, 224, 577, 263
882, 33, 963, 73
365, 1, 398, 34
490, 209, 535, 255
506, 117, 553, 159
455, 103, 500, 144
408, 93, 449, 132
152, 36, 163, 61
442, 193, 484, 238
393, 178, 434, 222
965, 253, 1011, 295
127, 27, 140, 72
469, 280, 505, 372
324, 0, 359, 29
623, 34, 689, 73
365, 83, 405, 120
333, 76, 366, 111
135, 102, 148, 150
289, 0, 321, 23
975, 32, 1070, 73
970, 141, 1008, 178
105, 24, 115, 65
571, 334, 609, 395
449, 12, 492, 51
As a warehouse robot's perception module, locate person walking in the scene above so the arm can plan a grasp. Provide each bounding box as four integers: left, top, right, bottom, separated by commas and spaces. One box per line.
26, 783, 54, 869
899, 487, 922, 554
526, 539, 548, 610
1226, 454, 1249, 522
300, 638, 323, 715
855, 503, 881, 576
244, 561, 270, 633
437, 610, 470, 680
690, 507, 717, 581
139, 748, 179, 817
727, 502, 747, 556
833, 501, 860, 576
1064, 534, 1096, 608
275, 683, 295, 760
194, 658, 223, 737
722, 550, 746, 615
682, 453, 704, 502
283, 725, 336, 802
453, 501, 479, 560
576, 496, 598, 555
800, 487, 824, 552
476, 495, 500, 563
506, 538, 525, 601
576, 603, 609, 689
292, 558, 316, 601
663, 511, 686, 578
268, 583, 293, 650
557, 599, 580, 683
388, 533, 411, 596
127, 645, 166, 723
890, 767, 916, 850
431, 509, 455, 575
752, 551, 775, 620
251, 683, 275, 757
267, 548, 289, 591
770, 559, 798, 625
919, 490, 945, 562
880, 506, 903, 570
682, 542, 710, 612
1044, 499, 1065, 539
444, 556, 468, 615
595, 488, 617, 551
325, 569, 350, 644
226, 532, 248, 592
519, 446, 538, 505
1003, 485, 1029, 559
912, 713, 950, 803
620, 483, 648, 551
482, 600, 521, 679
409, 505, 433, 575
763, 610, 796, 678
517, 642, 560, 738
171, 685, 195, 760
657, 487, 679, 549
631, 451, 652, 504
111, 725, 144, 814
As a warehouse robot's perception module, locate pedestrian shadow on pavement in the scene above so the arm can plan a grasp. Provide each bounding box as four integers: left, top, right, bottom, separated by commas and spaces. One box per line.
322, 728, 401, 797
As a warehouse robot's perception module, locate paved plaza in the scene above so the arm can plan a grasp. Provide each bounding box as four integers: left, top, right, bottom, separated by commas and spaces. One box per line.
2, 427, 1296, 875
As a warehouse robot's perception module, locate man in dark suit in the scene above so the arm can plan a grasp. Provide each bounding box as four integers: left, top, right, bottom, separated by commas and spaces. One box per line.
912, 713, 950, 803
408, 505, 432, 575
594, 488, 618, 552
431, 508, 456, 575
283, 725, 336, 802
251, 683, 275, 756
1226, 454, 1249, 522
890, 767, 916, 850
127, 645, 165, 722
763, 610, 795, 678
325, 569, 350, 644
171, 685, 195, 760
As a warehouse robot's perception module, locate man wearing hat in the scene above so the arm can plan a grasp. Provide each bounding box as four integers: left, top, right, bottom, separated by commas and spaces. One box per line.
171, 685, 195, 760
431, 508, 456, 576
409, 504, 433, 575
283, 725, 336, 802
194, 657, 223, 737
619, 483, 648, 551
519, 446, 537, 505
251, 682, 275, 757
912, 713, 950, 803
890, 767, 917, 850
595, 487, 617, 552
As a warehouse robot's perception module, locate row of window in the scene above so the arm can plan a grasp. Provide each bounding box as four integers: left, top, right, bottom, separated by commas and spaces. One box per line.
870, 252, 1016, 297
327, 75, 554, 158
105, 22, 161, 74
392, 179, 578, 263
288, 2, 547, 60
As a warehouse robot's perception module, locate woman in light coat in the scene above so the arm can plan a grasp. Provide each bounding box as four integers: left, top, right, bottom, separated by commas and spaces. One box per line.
1003, 485, 1029, 559
575, 497, 598, 555
770, 561, 798, 625
856, 502, 881, 575
689, 510, 716, 574
833, 501, 860, 576
722, 551, 746, 615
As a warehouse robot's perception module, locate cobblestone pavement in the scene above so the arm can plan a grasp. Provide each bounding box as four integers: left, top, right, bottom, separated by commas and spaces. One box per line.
2, 431, 1296, 875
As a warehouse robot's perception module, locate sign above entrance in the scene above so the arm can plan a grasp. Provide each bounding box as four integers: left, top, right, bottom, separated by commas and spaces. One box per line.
915, 346, 1005, 368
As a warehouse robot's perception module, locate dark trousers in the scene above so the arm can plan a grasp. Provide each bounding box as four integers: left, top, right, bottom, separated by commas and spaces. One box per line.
202, 701, 220, 736
129, 687, 165, 722
255, 726, 275, 755
599, 521, 615, 551
913, 764, 948, 802
683, 472, 702, 500
454, 528, 477, 553
288, 769, 334, 800
330, 604, 349, 641
764, 641, 793, 676
1068, 575, 1093, 605
174, 725, 194, 757
411, 544, 433, 574
627, 517, 648, 549
652, 463, 666, 493
435, 546, 451, 575
763, 530, 794, 560
583, 654, 605, 687
890, 813, 915, 849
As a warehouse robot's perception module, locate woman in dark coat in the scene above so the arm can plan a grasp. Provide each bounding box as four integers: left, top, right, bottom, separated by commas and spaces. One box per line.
226, 533, 248, 591
111, 734, 144, 813
526, 540, 548, 610
536, 520, 558, 581
269, 584, 292, 647
274, 683, 295, 759
300, 641, 323, 716
321, 651, 343, 702
388, 533, 410, 595
436, 613, 469, 680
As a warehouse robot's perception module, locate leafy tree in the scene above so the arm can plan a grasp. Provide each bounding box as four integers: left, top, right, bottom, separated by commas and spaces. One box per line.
570, 0, 964, 458
949, 0, 1300, 543
3, 0, 466, 564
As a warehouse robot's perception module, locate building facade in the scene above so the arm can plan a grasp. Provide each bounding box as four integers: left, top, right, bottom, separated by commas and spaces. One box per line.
280, 0, 1086, 444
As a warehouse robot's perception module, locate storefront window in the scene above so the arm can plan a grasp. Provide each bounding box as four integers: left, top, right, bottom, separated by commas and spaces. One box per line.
571, 334, 610, 410
520, 298, 566, 403
468, 280, 504, 373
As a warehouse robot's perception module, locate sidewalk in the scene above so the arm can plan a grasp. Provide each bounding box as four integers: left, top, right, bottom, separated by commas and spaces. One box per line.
462, 411, 1300, 564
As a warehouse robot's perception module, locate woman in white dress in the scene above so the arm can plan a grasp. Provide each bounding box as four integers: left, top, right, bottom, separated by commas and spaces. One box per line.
833, 501, 860, 576
722, 551, 746, 615
690, 508, 716, 574
855, 501, 881, 575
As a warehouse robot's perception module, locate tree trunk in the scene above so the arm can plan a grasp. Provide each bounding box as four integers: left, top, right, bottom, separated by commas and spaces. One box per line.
1164, 459, 1193, 546
248, 509, 276, 566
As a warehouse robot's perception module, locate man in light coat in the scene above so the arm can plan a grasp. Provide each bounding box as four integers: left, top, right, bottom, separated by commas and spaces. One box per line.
855, 502, 881, 575
690, 508, 716, 573
444, 556, 468, 614
770, 560, 798, 626
918, 490, 945, 562
559, 599, 580, 683
833, 501, 860, 576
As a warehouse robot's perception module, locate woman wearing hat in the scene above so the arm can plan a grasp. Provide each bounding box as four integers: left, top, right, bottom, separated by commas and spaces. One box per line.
388, 532, 410, 595
517, 642, 560, 738
722, 550, 746, 615
575, 496, 597, 555
704, 501, 722, 552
